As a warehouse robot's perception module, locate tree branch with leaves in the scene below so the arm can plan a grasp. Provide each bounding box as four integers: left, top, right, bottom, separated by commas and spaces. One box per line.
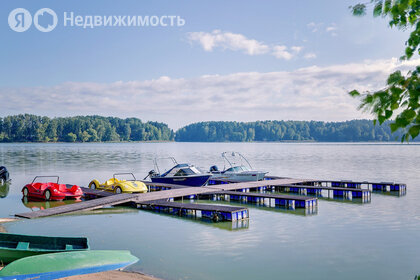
349, 0, 420, 141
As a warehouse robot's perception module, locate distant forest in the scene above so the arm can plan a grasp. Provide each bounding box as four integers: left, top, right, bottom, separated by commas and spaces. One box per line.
0, 115, 173, 142
0, 115, 416, 143
175, 120, 418, 142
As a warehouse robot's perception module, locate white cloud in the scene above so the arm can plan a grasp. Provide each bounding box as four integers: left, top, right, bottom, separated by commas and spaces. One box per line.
291, 46, 303, 53
1, 58, 417, 129
307, 22, 323, 33
307, 22, 338, 36
326, 23, 338, 36
187, 30, 300, 60
187, 30, 270, 55
304, 53, 317, 59
272, 45, 293, 60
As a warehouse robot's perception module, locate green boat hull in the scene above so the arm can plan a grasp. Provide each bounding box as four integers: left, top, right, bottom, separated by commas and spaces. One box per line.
0, 250, 139, 279
0, 233, 89, 264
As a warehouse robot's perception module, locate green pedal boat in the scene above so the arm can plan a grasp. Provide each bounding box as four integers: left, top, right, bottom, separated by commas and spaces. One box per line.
0, 232, 89, 264
0, 250, 139, 280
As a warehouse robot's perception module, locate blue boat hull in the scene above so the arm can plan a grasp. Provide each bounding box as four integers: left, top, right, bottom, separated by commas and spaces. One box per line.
151, 175, 211, 186
0, 262, 134, 280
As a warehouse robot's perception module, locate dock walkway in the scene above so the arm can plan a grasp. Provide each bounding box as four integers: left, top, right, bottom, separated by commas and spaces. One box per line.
15, 178, 308, 219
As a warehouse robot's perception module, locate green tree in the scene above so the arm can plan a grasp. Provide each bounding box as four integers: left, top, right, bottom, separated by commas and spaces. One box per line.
81, 131, 91, 142
65, 132, 77, 142
122, 124, 131, 141
349, 0, 420, 141
87, 128, 99, 142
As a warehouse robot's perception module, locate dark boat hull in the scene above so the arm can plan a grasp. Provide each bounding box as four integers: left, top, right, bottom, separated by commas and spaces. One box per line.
0, 233, 89, 264
151, 175, 211, 187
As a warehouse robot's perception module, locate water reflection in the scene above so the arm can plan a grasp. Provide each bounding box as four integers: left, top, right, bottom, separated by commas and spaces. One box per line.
0, 183, 10, 198
21, 197, 79, 211
372, 190, 407, 197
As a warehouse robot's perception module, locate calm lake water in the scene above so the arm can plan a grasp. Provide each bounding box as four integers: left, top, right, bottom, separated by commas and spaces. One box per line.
0, 142, 419, 280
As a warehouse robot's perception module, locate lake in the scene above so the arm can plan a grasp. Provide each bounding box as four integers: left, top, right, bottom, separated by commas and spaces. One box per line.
0, 142, 419, 280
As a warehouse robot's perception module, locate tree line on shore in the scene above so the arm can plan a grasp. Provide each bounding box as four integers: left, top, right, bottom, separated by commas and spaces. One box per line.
175, 120, 417, 142
0, 115, 173, 142
0, 115, 416, 143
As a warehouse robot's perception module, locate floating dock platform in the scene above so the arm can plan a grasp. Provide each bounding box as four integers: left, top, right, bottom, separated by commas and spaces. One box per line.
213, 191, 318, 209
271, 184, 371, 203
83, 187, 249, 221
137, 200, 249, 222
309, 180, 406, 194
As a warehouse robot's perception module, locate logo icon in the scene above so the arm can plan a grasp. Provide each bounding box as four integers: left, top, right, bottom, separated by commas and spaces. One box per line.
34, 8, 57, 32
8, 8, 32, 32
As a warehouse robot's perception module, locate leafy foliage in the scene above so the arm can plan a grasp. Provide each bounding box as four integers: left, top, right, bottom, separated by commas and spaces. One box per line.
0, 115, 174, 142
175, 120, 412, 142
350, 0, 420, 60
350, 67, 420, 141
349, 0, 420, 141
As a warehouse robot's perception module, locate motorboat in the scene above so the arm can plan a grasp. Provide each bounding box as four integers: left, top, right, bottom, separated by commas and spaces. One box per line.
209, 152, 268, 182
146, 157, 211, 187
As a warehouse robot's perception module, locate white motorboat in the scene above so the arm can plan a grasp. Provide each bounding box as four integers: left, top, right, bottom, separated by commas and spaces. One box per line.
209, 152, 267, 182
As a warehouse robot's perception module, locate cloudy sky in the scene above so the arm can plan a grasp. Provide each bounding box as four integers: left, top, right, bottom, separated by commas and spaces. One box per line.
0, 0, 415, 129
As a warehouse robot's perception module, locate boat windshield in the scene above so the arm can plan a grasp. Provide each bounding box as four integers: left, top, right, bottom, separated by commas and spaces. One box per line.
174, 168, 195, 176
225, 166, 249, 172
164, 165, 203, 177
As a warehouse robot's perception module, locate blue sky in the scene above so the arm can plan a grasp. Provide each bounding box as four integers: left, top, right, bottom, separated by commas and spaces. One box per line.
0, 0, 416, 128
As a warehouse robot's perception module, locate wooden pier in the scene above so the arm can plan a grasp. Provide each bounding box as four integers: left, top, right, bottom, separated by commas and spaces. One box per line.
137, 200, 249, 221
15, 178, 309, 219
81, 187, 114, 198
15, 193, 139, 219
15, 176, 405, 220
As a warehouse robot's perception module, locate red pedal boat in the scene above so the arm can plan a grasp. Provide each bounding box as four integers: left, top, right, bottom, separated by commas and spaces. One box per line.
22, 176, 83, 201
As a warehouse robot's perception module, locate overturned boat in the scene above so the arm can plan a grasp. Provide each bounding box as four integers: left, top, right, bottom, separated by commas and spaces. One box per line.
0, 250, 138, 279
